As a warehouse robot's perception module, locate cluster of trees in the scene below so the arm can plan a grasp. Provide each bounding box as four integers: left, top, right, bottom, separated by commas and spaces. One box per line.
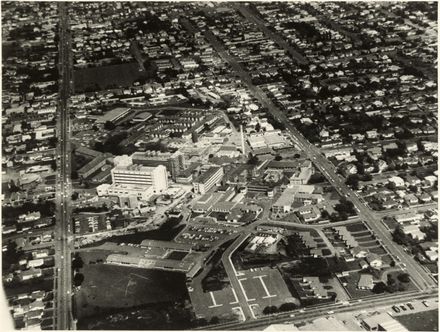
373, 273, 410, 294
247, 154, 259, 165
94, 131, 129, 155
420, 225, 438, 242
334, 198, 356, 216
2, 241, 24, 272
392, 226, 416, 247
2, 201, 55, 220
263, 302, 298, 315
74, 204, 108, 214
345, 173, 372, 189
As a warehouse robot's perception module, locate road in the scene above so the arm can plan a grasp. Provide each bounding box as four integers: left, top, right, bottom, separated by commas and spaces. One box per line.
221, 234, 254, 320
55, 2, 74, 330
233, 4, 308, 65
197, 13, 437, 293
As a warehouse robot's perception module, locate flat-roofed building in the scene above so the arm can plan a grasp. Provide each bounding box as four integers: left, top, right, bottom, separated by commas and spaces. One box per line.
193, 166, 224, 194
96, 107, 131, 124
78, 153, 112, 179
362, 313, 408, 332
272, 185, 315, 215
132, 150, 185, 180
112, 164, 168, 193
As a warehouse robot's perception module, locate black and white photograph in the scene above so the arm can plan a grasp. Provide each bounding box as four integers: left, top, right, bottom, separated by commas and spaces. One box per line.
1, 1, 438, 330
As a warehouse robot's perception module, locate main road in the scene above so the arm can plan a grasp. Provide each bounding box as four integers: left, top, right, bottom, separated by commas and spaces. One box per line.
193, 11, 437, 293
55, 2, 74, 330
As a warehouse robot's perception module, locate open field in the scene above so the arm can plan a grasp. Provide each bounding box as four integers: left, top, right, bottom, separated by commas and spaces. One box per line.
396, 309, 438, 331
74, 62, 146, 92
74, 263, 188, 319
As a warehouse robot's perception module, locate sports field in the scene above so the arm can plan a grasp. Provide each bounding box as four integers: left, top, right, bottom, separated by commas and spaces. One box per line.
74, 263, 188, 319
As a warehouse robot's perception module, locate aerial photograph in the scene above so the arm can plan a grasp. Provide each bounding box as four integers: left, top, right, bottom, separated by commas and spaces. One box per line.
1, 1, 438, 331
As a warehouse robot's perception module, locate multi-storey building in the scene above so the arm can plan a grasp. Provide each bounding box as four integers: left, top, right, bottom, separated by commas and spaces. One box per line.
111, 164, 168, 193
132, 150, 185, 180
193, 166, 224, 194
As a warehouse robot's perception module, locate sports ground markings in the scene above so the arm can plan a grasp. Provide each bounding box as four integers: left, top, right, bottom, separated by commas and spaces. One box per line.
253, 275, 277, 299
208, 291, 223, 308
238, 278, 256, 302
230, 287, 239, 304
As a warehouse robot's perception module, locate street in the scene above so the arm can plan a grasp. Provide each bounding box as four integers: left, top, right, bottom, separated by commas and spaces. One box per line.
54, 2, 74, 330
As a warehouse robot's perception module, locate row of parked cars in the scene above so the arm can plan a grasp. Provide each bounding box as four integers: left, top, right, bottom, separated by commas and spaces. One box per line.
392, 300, 430, 313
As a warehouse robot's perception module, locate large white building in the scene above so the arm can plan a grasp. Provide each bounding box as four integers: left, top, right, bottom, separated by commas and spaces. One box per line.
111, 164, 168, 192
97, 164, 168, 201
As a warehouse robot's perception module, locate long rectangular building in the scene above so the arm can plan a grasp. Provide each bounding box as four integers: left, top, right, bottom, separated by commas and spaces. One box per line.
111, 164, 168, 193
193, 166, 224, 194
132, 151, 185, 180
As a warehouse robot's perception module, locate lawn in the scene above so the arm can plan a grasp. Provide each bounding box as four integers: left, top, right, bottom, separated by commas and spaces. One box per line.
346, 223, 368, 232
74, 62, 147, 92
396, 309, 438, 331
74, 264, 188, 319
383, 218, 398, 230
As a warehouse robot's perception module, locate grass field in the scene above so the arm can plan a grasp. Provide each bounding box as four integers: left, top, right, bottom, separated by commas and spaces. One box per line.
396, 309, 438, 331
346, 222, 368, 232
75, 263, 188, 319
74, 62, 146, 92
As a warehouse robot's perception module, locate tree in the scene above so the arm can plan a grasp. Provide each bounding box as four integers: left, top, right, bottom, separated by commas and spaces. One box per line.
50, 160, 57, 171
263, 306, 278, 315
247, 154, 259, 165
321, 210, 330, 220
335, 198, 355, 215
274, 155, 283, 161
71, 192, 79, 201
279, 303, 297, 312
397, 273, 410, 283
209, 316, 220, 324
392, 226, 410, 246
345, 174, 360, 189
255, 122, 261, 132
372, 282, 387, 294
73, 273, 84, 287
387, 274, 396, 286
72, 255, 84, 270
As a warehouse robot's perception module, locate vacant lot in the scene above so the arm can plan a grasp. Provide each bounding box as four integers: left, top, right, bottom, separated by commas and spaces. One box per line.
396, 309, 438, 331
74, 62, 146, 92
74, 263, 188, 319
